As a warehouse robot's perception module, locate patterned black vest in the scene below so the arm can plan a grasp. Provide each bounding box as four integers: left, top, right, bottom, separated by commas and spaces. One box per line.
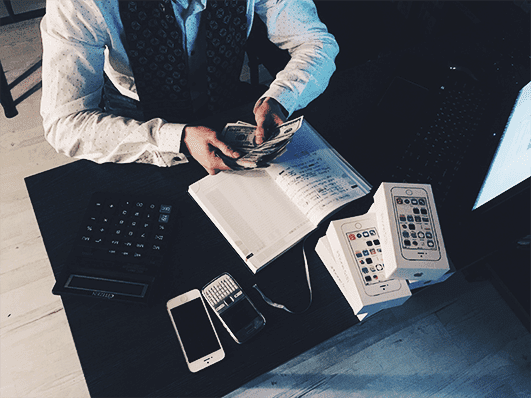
119, 0, 248, 123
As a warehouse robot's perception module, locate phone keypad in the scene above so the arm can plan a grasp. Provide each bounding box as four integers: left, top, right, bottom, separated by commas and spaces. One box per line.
394, 196, 437, 250
203, 274, 242, 311
346, 228, 386, 286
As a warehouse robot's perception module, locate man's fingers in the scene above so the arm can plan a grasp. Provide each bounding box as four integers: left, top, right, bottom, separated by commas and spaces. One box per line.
255, 125, 266, 146
207, 160, 231, 175
210, 137, 240, 159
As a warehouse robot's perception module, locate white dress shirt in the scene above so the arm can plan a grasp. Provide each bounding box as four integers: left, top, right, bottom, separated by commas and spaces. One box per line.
40, 0, 339, 167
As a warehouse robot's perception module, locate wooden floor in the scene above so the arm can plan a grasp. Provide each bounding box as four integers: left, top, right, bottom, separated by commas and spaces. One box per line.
1, 13, 530, 398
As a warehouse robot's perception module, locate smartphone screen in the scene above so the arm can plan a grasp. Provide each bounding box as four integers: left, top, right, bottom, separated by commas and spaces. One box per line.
219, 297, 261, 333
170, 297, 222, 363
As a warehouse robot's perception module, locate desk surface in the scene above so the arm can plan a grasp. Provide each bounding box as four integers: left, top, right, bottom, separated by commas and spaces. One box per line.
23, 63, 387, 396
24, 157, 374, 397
23, 46, 408, 396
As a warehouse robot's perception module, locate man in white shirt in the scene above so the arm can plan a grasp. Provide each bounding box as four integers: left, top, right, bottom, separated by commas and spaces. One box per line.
40, 0, 339, 175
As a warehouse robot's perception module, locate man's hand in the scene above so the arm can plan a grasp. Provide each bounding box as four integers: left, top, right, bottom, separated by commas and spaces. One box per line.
253, 97, 288, 145
182, 125, 240, 175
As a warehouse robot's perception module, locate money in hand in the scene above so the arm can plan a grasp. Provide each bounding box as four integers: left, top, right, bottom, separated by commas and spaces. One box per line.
220, 116, 304, 169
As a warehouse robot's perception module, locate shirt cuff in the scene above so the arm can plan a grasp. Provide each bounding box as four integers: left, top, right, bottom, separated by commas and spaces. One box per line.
157, 122, 189, 164
257, 86, 299, 118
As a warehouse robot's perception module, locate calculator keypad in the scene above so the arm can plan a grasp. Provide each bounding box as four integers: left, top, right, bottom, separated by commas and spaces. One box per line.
75, 193, 173, 276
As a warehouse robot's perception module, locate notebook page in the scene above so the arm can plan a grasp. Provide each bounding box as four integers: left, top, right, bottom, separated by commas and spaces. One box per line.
189, 169, 315, 272
266, 122, 371, 226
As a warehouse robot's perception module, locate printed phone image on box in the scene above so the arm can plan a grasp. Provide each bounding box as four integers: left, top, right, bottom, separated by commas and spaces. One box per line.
324, 213, 411, 317
370, 182, 450, 281
342, 218, 401, 296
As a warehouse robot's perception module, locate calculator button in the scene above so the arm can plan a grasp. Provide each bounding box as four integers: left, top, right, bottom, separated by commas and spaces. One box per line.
104, 201, 118, 214
160, 205, 172, 214
158, 214, 170, 223
93, 201, 104, 212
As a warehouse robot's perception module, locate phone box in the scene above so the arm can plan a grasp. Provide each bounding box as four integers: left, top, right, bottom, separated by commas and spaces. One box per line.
319, 220, 411, 319
370, 182, 450, 281
407, 256, 455, 290
316, 236, 376, 321
316, 235, 454, 320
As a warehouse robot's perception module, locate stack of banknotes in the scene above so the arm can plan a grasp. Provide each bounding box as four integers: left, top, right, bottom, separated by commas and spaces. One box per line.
217, 116, 304, 170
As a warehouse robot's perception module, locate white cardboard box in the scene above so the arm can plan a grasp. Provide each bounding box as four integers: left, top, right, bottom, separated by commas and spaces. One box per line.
316, 236, 375, 321
316, 234, 455, 320
322, 214, 412, 318
407, 257, 456, 290
370, 182, 450, 281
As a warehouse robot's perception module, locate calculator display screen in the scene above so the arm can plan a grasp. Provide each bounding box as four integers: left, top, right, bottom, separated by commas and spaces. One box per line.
219, 298, 259, 332
65, 274, 148, 297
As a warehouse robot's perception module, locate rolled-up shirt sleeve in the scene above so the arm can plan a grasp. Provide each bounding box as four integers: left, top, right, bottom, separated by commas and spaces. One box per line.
40, 0, 188, 167
254, 0, 339, 117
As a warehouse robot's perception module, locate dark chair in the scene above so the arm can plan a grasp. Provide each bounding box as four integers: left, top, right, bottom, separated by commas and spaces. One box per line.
2, 0, 16, 23
1, 1, 46, 118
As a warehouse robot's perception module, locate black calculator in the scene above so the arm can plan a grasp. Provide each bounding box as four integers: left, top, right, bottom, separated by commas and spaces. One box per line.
52, 192, 176, 304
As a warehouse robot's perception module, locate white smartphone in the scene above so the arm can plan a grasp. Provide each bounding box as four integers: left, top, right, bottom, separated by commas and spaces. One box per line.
390, 186, 442, 261
167, 289, 225, 373
340, 214, 402, 296
202, 273, 265, 344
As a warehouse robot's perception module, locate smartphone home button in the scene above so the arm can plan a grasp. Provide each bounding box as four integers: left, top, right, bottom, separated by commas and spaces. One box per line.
355, 222, 362, 229
180, 295, 188, 303
406, 189, 413, 195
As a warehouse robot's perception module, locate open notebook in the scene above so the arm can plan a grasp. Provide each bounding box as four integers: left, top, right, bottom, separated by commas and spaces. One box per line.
189, 120, 372, 273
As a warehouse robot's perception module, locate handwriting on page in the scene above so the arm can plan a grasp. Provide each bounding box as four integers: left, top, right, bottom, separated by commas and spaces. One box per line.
271, 153, 362, 225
